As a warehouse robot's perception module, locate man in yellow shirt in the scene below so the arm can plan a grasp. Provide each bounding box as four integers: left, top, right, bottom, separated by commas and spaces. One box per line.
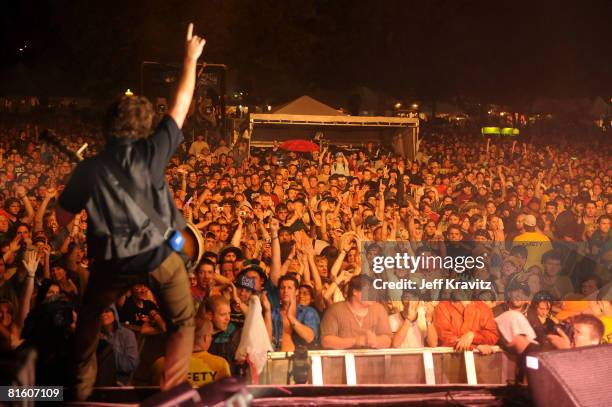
512, 214, 552, 270
153, 319, 231, 387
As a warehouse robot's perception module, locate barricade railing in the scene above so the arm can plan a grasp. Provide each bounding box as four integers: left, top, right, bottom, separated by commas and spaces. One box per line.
261, 347, 516, 386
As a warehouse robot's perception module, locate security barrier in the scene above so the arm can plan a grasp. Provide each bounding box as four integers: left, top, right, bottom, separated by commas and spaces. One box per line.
260, 347, 516, 385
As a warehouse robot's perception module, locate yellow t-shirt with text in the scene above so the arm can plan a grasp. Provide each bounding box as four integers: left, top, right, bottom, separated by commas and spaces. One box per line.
512, 231, 552, 269
152, 351, 231, 387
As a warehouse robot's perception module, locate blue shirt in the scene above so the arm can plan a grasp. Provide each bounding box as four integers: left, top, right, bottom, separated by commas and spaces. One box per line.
264, 278, 280, 309
271, 304, 320, 351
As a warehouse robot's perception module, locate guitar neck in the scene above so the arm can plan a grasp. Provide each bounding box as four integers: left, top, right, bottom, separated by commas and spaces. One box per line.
41, 130, 84, 162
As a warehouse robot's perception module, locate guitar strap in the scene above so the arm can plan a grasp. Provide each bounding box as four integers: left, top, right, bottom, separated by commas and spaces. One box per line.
105, 158, 185, 252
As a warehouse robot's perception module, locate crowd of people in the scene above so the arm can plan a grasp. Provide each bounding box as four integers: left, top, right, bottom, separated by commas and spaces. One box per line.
0, 107, 610, 388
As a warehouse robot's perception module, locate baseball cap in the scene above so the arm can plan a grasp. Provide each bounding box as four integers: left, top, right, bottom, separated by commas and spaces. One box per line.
241, 262, 267, 281
239, 201, 253, 210
524, 214, 537, 227
235, 274, 257, 292
220, 246, 243, 260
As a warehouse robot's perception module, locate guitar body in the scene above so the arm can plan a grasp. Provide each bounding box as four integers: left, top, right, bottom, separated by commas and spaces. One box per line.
180, 223, 204, 269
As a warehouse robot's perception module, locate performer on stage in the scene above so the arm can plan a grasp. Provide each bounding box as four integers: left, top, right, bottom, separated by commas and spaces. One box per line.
55, 24, 206, 400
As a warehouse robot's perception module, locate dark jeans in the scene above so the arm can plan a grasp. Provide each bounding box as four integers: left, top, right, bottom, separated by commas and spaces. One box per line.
73, 252, 195, 400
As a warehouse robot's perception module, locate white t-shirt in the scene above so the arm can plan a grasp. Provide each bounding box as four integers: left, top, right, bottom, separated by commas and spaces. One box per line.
389, 313, 425, 348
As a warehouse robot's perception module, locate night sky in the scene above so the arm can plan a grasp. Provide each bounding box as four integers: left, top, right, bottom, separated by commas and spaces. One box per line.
1, 0, 611, 104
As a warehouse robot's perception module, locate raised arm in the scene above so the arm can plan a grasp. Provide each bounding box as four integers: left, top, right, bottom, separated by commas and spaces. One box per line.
41, 243, 51, 280
17, 251, 40, 330
330, 233, 352, 279
35, 187, 57, 232
182, 202, 193, 224
318, 147, 328, 168
299, 251, 310, 285
279, 244, 295, 278
269, 219, 282, 286
15, 185, 35, 225
303, 238, 322, 291
230, 216, 243, 247
534, 171, 545, 200
376, 181, 385, 220
497, 165, 507, 200
168, 23, 206, 129
319, 204, 329, 241
179, 170, 187, 198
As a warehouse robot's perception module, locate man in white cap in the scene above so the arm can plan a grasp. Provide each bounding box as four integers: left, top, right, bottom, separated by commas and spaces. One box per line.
512, 214, 552, 269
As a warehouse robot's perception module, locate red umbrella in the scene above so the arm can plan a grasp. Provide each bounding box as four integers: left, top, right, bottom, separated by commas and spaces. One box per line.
278, 139, 319, 152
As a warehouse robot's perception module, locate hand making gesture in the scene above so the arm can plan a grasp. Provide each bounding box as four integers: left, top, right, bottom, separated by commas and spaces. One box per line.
22, 250, 40, 278
169, 23, 207, 129
185, 23, 206, 62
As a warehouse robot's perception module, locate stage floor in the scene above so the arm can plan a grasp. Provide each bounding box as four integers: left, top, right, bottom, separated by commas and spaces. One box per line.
66, 384, 531, 406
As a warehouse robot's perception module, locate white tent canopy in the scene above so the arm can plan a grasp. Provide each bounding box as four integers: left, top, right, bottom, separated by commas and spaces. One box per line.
271, 95, 345, 116
249, 96, 419, 158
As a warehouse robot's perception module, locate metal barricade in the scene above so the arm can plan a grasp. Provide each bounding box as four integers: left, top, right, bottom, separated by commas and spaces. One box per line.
261, 347, 516, 386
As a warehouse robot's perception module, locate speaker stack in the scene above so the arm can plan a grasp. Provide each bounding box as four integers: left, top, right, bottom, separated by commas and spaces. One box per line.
526, 345, 612, 407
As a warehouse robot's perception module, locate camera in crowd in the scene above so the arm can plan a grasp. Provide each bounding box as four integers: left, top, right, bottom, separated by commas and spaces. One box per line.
287, 345, 310, 384
547, 320, 574, 343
